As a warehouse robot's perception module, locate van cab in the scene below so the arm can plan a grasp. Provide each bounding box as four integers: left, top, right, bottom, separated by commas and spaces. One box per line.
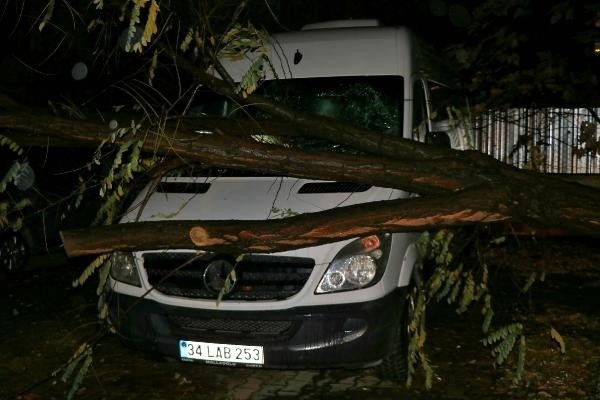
105, 19, 459, 380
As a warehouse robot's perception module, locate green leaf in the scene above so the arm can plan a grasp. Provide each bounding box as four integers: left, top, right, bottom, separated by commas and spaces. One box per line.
38, 0, 55, 32
216, 267, 238, 307
66, 352, 93, 400
74, 254, 110, 287
96, 261, 111, 295
513, 335, 527, 384
521, 272, 536, 293
550, 327, 566, 354
482, 308, 494, 333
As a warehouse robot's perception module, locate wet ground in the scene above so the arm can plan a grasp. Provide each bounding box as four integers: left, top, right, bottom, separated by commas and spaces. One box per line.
1, 237, 600, 400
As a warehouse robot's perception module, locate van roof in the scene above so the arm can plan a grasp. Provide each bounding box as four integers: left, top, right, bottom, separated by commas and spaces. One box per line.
222, 24, 416, 81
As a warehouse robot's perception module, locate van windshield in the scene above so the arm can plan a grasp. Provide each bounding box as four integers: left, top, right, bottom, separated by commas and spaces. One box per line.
191, 76, 404, 137
256, 76, 403, 136
183, 76, 403, 176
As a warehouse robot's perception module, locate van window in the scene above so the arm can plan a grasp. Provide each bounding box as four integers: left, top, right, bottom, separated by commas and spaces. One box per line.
191, 76, 403, 136
428, 81, 466, 120
412, 79, 465, 142
412, 79, 429, 141
257, 76, 403, 136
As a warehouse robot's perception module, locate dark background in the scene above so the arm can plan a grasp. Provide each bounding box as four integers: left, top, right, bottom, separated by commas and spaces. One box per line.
1, 0, 599, 108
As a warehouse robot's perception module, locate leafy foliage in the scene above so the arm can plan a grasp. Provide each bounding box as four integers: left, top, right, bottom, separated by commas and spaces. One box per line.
94, 130, 146, 225
574, 120, 600, 157
219, 23, 271, 97
521, 271, 537, 293
0, 135, 23, 157
238, 56, 265, 97
482, 322, 527, 383
124, 0, 161, 53
0, 135, 30, 232
0, 161, 21, 194
483, 322, 523, 364
57, 343, 94, 400
409, 229, 536, 386
73, 253, 110, 288
406, 282, 433, 389
444, 0, 600, 107
96, 259, 112, 295
269, 207, 300, 218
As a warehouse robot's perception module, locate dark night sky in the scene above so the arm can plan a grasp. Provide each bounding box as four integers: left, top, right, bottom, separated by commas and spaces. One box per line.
0, 0, 598, 107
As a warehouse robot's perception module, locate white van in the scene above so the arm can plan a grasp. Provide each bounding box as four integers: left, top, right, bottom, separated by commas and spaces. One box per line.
105, 19, 459, 380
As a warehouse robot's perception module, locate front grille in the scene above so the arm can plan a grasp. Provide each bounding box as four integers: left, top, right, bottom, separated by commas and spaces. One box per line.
143, 252, 314, 301
170, 316, 294, 339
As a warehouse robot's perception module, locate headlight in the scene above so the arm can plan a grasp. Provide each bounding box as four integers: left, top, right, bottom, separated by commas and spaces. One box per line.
109, 251, 141, 287
316, 234, 390, 294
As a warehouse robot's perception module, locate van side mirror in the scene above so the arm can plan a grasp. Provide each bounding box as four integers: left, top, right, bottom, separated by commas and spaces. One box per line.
425, 131, 451, 148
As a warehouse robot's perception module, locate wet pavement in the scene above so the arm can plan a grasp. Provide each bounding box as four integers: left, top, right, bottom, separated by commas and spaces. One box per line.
1, 238, 600, 400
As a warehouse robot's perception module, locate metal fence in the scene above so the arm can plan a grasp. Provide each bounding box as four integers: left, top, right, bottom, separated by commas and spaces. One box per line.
471, 108, 600, 174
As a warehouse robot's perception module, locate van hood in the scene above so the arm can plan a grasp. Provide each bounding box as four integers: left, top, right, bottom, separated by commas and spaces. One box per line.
121, 176, 406, 263
124, 176, 404, 221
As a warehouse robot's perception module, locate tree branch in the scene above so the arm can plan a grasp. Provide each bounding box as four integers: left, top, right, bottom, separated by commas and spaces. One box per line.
164, 46, 451, 161
0, 109, 481, 194
1, 104, 598, 254
61, 187, 510, 257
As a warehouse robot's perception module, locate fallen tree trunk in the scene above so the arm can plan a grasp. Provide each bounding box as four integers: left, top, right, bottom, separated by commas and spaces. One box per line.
60, 174, 600, 257
168, 49, 450, 161
61, 188, 510, 257
1, 105, 599, 256
0, 109, 484, 194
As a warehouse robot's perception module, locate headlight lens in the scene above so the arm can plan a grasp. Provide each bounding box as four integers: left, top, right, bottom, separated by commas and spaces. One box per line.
109, 251, 141, 287
345, 255, 377, 285
316, 235, 389, 294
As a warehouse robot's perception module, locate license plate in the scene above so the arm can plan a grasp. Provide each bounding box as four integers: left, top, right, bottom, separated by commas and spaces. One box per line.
179, 340, 264, 365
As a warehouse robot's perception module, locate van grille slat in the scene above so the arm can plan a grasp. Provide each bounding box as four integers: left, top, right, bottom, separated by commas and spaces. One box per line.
169, 316, 294, 338
156, 182, 211, 194
297, 182, 371, 193
143, 253, 314, 301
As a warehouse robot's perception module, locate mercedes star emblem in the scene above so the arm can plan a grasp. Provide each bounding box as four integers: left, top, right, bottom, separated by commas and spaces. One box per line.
203, 259, 236, 294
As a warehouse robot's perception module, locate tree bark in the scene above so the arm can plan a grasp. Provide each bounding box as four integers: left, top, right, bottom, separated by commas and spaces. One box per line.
61, 188, 511, 257
1, 105, 599, 257
168, 50, 450, 161
0, 109, 482, 194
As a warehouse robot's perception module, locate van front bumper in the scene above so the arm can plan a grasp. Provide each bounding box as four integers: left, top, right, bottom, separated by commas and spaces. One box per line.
106, 288, 407, 369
